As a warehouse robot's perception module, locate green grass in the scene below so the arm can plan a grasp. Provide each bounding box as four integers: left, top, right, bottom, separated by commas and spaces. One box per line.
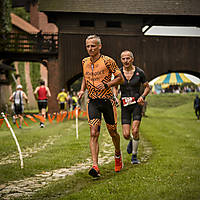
0, 93, 199, 200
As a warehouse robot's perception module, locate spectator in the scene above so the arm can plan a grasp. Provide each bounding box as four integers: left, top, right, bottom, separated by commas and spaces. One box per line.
194, 95, 200, 120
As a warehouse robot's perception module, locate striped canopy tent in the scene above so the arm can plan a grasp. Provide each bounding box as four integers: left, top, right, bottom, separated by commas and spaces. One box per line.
154, 72, 192, 87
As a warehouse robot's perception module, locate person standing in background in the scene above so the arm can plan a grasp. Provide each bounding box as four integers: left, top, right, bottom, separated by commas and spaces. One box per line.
194, 95, 200, 120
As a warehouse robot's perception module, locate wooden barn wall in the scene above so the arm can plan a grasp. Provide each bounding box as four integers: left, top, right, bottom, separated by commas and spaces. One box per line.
143, 36, 200, 79
60, 34, 200, 87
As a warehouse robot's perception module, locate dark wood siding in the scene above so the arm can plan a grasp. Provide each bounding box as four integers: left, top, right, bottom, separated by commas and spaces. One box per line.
60, 34, 200, 86
143, 36, 200, 79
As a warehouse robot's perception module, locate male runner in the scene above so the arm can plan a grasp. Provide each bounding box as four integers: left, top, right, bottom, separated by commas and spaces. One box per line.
78, 35, 124, 177
57, 88, 68, 114
113, 50, 150, 164
34, 80, 51, 127
9, 84, 29, 128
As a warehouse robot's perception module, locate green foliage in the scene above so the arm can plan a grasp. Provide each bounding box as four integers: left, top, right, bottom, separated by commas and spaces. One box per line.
17, 62, 27, 93
0, 0, 12, 34
11, 7, 30, 22
29, 62, 41, 91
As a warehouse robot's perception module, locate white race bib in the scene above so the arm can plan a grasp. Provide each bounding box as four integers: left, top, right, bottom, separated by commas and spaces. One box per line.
122, 97, 136, 107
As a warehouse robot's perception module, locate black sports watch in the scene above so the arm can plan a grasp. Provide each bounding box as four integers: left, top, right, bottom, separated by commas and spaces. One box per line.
141, 95, 146, 100
104, 83, 108, 89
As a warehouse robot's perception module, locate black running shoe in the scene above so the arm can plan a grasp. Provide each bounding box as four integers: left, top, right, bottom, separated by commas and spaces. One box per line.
131, 154, 140, 164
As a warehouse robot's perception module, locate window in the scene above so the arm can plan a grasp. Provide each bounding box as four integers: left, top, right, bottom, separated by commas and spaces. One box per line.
106, 21, 121, 28
80, 20, 95, 27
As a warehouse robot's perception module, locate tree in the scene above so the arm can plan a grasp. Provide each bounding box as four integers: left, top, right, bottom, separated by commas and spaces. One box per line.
0, 0, 12, 35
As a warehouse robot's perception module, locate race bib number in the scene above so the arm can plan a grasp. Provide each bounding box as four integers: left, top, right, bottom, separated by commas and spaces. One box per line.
122, 97, 136, 107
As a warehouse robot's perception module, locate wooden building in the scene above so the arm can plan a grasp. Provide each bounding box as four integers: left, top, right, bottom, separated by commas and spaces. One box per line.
11, 0, 200, 112
38, 0, 200, 83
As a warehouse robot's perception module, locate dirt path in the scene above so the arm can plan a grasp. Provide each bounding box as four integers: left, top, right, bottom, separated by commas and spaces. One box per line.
0, 133, 152, 200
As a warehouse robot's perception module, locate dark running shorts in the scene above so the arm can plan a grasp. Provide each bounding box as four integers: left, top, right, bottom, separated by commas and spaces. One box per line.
87, 99, 117, 128
60, 102, 65, 110
14, 104, 23, 115
121, 103, 142, 124
38, 100, 48, 110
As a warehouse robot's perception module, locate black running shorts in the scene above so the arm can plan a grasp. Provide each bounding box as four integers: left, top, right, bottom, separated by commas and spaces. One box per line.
121, 103, 142, 124
87, 99, 117, 128
60, 102, 65, 110
14, 104, 24, 115
38, 100, 48, 110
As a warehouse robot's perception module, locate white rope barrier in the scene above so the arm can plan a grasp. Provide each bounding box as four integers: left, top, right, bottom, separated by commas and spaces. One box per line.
1, 112, 24, 169
75, 108, 79, 139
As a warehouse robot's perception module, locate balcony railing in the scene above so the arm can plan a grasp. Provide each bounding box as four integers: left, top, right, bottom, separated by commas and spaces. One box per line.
0, 32, 58, 54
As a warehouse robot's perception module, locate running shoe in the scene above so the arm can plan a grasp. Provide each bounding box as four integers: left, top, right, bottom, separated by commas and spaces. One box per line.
40, 122, 45, 128
12, 116, 16, 124
127, 139, 133, 154
115, 153, 123, 172
89, 165, 100, 177
131, 154, 140, 164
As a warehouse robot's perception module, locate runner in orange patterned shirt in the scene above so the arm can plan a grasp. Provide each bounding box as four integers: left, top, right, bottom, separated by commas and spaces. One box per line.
78, 35, 124, 177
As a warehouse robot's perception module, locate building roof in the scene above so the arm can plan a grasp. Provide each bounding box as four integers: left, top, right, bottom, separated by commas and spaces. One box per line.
38, 0, 200, 16
11, 13, 39, 34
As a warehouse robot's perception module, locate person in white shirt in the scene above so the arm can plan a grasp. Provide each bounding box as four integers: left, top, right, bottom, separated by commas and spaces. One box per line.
9, 85, 29, 128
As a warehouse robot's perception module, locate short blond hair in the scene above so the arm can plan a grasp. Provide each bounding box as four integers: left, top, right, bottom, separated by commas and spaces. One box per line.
86, 35, 101, 45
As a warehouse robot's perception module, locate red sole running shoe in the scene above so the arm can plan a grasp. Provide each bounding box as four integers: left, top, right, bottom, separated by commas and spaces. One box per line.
89, 166, 100, 177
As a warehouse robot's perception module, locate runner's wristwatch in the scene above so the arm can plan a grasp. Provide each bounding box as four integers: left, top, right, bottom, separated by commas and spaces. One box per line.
104, 83, 108, 89
141, 95, 146, 100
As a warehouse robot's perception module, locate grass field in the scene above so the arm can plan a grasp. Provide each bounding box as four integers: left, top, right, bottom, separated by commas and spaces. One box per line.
0, 93, 199, 200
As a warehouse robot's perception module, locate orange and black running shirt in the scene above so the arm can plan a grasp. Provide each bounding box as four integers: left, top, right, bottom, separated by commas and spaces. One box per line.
82, 55, 121, 99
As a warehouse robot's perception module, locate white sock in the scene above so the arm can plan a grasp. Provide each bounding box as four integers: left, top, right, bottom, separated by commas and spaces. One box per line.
132, 139, 139, 155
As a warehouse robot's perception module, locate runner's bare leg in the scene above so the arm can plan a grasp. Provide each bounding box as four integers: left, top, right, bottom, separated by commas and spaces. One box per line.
90, 125, 100, 166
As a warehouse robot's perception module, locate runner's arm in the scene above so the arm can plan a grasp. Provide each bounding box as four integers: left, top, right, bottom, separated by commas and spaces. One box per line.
97, 73, 124, 90
113, 85, 119, 98
9, 94, 14, 102
112, 85, 120, 105
108, 73, 124, 87
46, 87, 51, 97
78, 77, 86, 99
137, 81, 151, 105
23, 92, 29, 103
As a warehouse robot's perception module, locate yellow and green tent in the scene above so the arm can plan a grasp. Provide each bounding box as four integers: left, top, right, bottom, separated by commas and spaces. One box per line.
154, 72, 192, 85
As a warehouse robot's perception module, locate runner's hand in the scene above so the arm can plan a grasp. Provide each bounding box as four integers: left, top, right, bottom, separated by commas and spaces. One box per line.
96, 82, 106, 90
78, 90, 84, 99
137, 96, 144, 106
